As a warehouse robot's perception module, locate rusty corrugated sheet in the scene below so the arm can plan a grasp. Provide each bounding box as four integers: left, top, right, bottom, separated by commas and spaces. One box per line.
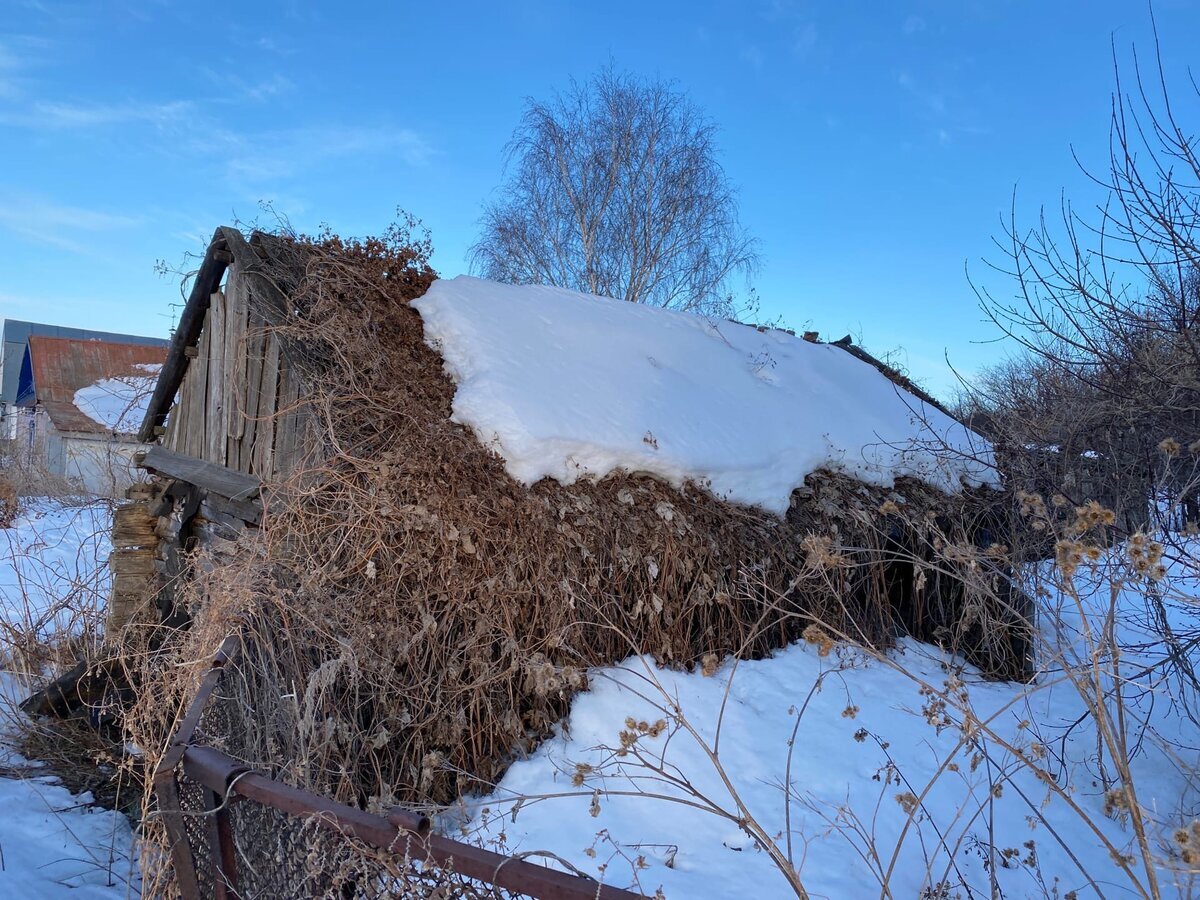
24, 335, 166, 434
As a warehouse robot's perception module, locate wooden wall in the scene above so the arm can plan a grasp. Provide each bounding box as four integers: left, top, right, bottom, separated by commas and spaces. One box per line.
162, 264, 309, 481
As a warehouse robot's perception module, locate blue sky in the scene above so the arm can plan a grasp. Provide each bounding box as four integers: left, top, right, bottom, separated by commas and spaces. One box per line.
1, 1, 1196, 396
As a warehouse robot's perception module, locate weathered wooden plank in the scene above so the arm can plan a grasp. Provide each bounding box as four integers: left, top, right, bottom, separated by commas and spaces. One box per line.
256, 334, 281, 479
125, 482, 157, 502
112, 529, 159, 550
199, 498, 253, 532
238, 310, 268, 475
272, 363, 289, 481
109, 550, 158, 577
205, 289, 226, 465
107, 494, 162, 635
110, 593, 155, 630
139, 445, 261, 501
175, 334, 193, 456
162, 377, 186, 453
192, 521, 241, 556
183, 311, 212, 459
225, 270, 249, 464
274, 362, 301, 481
112, 580, 155, 598
19, 656, 128, 719
139, 228, 234, 443
201, 490, 261, 527
227, 228, 292, 325
113, 503, 155, 526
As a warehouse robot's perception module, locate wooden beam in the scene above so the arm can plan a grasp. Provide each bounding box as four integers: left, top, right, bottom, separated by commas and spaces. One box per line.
19, 656, 127, 719
139, 445, 261, 503
138, 227, 240, 443
201, 491, 261, 527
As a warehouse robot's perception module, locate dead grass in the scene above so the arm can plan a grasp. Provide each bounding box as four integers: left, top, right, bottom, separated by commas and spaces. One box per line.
0, 443, 95, 502
15, 712, 142, 818
0, 475, 18, 528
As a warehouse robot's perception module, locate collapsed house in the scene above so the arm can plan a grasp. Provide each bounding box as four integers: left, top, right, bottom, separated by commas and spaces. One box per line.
7, 334, 165, 495
97, 225, 1027, 843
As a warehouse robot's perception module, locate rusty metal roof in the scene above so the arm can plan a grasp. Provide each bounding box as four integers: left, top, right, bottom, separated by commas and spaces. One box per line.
21, 335, 166, 434
1, 319, 166, 408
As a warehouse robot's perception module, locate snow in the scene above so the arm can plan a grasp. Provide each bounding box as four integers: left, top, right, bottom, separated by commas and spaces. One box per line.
0, 675, 139, 898
463, 546, 1200, 898
0, 500, 111, 641
0, 499, 138, 897
73, 364, 160, 433
414, 276, 995, 515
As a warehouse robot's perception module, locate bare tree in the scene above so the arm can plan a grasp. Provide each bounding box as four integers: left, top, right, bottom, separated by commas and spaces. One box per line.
470, 68, 759, 316
965, 16, 1200, 533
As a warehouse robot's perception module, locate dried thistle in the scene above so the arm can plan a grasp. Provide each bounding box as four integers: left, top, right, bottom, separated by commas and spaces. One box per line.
802, 623, 836, 657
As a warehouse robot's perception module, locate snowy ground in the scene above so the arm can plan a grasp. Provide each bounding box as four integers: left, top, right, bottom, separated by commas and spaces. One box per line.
0, 499, 139, 898
0, 499, 111, 648
464, 548, 1200, 899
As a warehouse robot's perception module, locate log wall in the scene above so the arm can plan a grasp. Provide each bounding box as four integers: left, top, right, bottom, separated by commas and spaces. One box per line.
107, 481, 160, 634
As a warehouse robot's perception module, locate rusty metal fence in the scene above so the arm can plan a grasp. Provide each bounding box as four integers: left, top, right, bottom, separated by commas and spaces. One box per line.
154, 637, 643, 899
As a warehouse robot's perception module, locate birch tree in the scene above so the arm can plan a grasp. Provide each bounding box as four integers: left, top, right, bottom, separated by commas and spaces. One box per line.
471, 69, 758, 316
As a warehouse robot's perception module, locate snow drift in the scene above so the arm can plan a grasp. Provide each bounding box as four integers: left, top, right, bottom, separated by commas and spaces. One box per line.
414, 276, 994, 515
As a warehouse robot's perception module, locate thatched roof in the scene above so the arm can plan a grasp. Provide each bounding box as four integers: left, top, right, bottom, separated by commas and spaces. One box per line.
142, 226, 989, 510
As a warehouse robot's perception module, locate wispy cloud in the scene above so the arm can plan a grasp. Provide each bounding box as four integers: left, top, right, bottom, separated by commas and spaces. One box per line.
0, 50, 20, 99
0, 64, 429, 174
221, 124, 435, 184
792, 21, 817, 57
739, 43, 766, 72
762, 0, 819, 58
0, 195, 142, 253
897, 71, 947, 116
201, 68, 295, 104
0, 34, 54, 100
0, 97, 192, 129
253, 35, 298, 56
0, 290, 43, 316
895, 70, 989, 145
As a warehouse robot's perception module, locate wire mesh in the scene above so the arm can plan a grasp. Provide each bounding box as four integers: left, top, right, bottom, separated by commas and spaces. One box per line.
172, 765, 535, 899
159, 643, 604, 899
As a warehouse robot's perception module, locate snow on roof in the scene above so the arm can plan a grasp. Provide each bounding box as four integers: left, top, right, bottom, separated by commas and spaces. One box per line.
413, 276, 996, 514
72, 364, 161, 433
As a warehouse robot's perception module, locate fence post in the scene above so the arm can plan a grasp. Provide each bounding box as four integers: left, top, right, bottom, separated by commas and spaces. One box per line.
204, 785, 241, 900
152, 765, 203, 900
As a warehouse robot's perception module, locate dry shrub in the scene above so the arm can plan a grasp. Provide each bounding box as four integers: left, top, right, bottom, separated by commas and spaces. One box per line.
129, 220, 1026, 842
1, 436, 94, 500
0, 475, 18, 527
